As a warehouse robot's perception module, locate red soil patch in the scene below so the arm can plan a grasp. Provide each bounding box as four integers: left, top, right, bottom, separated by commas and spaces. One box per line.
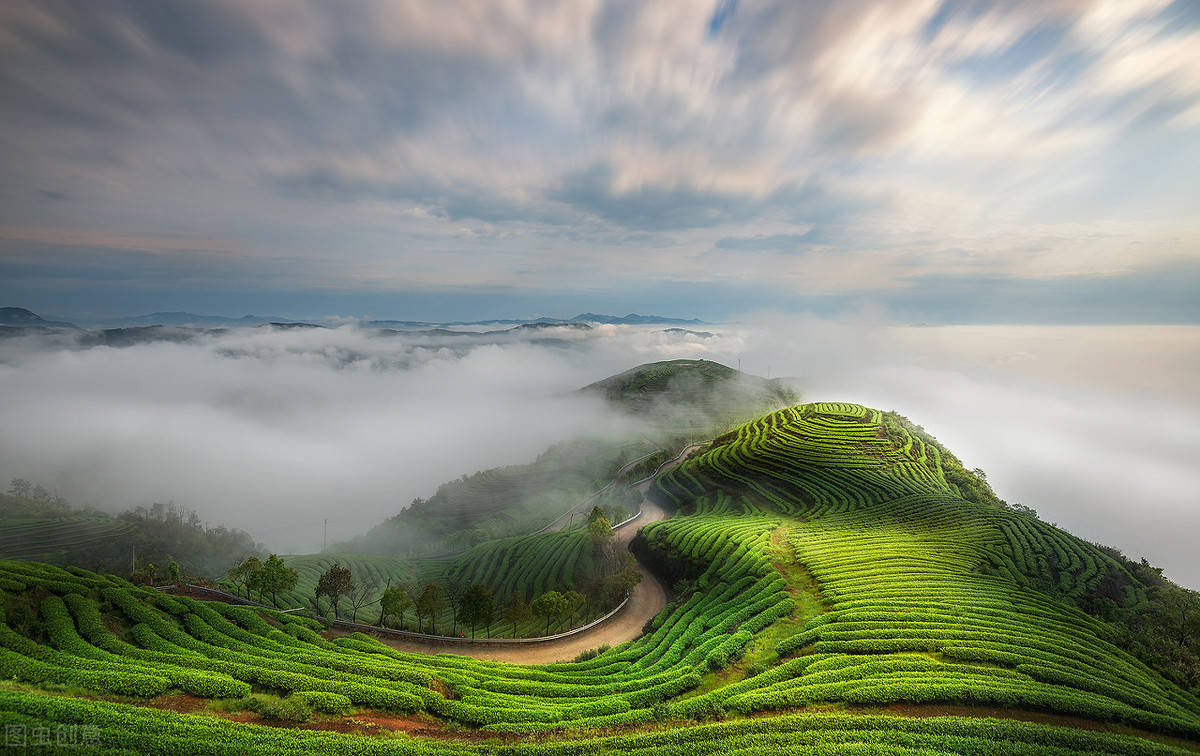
143, 694, 444, 736
149, 693, 211, 715
275, 712, 438, 736
162, 586, 236, 602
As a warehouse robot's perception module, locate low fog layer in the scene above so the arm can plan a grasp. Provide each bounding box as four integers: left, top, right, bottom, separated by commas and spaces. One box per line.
715, 317, 1200, 590
1, 320, 1197, 589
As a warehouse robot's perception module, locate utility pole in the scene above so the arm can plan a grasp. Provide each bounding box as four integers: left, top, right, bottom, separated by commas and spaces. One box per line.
323, 519, 327, 552
737, 357, 741, 372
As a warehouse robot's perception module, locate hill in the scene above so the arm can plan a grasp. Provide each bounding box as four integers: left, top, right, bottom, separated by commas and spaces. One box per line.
0, 401, 1197, 753
0, 307, 75, 329
95, 312, 294, 327
581, 358, 798, 431
572, 313, 704, 325
333, 436, 651, 558
338, 361, 794, 560
0, 484, 261, 579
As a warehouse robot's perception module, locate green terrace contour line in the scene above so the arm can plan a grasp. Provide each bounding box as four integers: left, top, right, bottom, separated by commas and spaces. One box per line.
0, 401, 1197, 754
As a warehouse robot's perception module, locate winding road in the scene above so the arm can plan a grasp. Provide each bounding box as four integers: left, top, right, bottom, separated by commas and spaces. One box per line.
336, 444, 703, 664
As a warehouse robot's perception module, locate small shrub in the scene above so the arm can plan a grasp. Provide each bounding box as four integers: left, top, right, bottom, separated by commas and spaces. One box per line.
230, 694, 314, 722
291, 691, 352, 715
743, 661, 768, 678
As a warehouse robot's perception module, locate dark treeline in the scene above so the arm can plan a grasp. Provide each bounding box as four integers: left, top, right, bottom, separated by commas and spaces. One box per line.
247, 508, 642, 639
1081, 552, 1200, 693
1, 479, 262, 581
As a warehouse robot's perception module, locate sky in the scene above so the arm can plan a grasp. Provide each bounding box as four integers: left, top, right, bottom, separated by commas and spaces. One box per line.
0, 0, 1198, 322
0, 2, 1198, 587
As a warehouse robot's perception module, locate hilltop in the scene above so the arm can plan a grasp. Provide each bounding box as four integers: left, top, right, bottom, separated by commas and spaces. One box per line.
0, 397, 1197, 754
582, 358, 798, 430
0, 307, 75, 329
338, 360, 796, 558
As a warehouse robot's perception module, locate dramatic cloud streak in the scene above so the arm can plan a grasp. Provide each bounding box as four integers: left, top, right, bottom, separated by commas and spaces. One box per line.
0, 1, 1197, 320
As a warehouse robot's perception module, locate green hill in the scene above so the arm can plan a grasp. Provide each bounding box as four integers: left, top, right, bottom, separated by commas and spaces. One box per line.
337, 361, 794, 560
0, 401, 1197, 754
0, 488, 260, 579
0, 517, 135, 561
581, 358, 797, 432
336, 436, 651, 558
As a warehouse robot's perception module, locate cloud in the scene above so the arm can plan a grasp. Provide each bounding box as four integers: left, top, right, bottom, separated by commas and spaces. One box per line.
0, 324, 648, 551
2, 318, 1198, 591
714, 232, 821, 253
0, 1, 1197, 319
711, 313, 1200, 588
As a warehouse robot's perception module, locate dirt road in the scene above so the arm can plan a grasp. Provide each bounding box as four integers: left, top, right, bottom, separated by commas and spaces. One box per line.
340, 445, 702, 664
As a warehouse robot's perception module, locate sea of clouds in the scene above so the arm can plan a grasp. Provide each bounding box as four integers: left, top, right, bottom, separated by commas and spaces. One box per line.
1, 319, 1197, 588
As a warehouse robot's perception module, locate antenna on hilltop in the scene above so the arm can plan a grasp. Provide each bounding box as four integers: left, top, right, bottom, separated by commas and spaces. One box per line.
323, 519, 327, 552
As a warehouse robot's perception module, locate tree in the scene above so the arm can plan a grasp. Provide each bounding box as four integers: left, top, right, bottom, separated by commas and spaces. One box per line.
316, 563, 353, 620
459, 584, 495, 638
168, 561, 181, 585
587, 506, 613, 567
532, 590, 567, 635
227, 557, 261, 598
416, 583, 445, 635
563, 590, 586, 628
1149, 588, 1200, 663
602, 564, 642, 606
347, 577, 378, 623
587, 506, 613, 543
258, 554, 299, 609
445, 578, 466, 636
130, 561, 158, 586
379, 584, 412, 629
503, 591, 532, 637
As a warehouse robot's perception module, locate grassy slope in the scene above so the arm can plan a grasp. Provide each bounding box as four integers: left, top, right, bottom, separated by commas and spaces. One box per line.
0, 401, 1197, 753
0, 516, 136, 561
272, 530, 603, 637
336, 436, 653, 559
340, 360, 795, 561
580, 358, 798, 436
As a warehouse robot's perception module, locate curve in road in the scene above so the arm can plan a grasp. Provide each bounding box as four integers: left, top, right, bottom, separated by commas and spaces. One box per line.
336, 445, 702, 663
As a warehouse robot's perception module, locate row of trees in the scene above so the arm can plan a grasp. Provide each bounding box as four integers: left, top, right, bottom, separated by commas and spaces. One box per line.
224, 555, 299, 608
373, 581, 590, 638
215, 501, 640, 638
4, 479, 263, 580
310, 561, 635, 639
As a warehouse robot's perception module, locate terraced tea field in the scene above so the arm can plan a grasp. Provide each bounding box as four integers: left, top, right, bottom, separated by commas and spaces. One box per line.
1, 401, 1197, 754
0, 516, 135, 560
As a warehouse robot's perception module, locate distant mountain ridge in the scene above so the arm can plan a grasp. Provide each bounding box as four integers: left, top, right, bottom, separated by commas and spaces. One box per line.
103, 312, 300, 327
0, 307, 76, 329
4, 307, 705, 329
365, 313, 705, 328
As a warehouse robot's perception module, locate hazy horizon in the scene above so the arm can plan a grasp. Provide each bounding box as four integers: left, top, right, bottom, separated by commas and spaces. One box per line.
1, 2, 1197, 583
